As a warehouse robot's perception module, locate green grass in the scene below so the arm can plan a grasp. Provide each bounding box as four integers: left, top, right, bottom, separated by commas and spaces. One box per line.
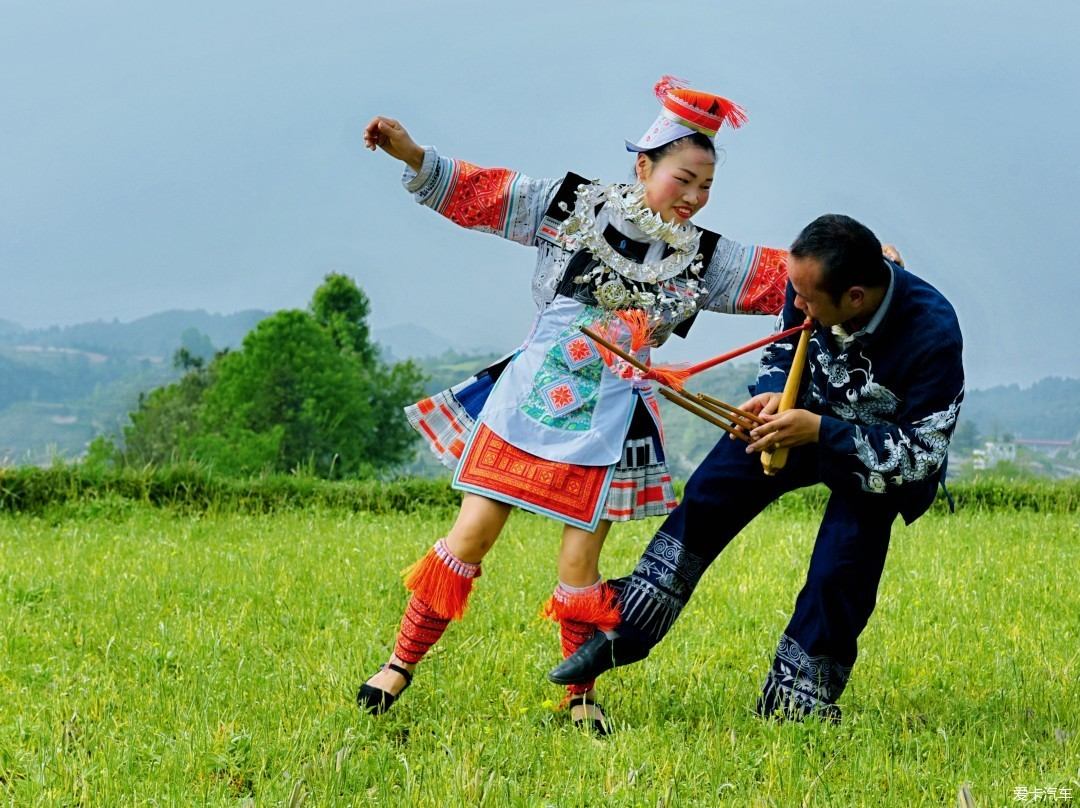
1, 502, 1077, 806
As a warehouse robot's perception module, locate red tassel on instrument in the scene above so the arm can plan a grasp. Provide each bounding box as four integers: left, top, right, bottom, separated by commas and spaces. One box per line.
644, 365, 692, 391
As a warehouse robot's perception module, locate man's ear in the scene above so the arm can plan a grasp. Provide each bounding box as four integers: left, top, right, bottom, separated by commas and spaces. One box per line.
846, 286, 866, 309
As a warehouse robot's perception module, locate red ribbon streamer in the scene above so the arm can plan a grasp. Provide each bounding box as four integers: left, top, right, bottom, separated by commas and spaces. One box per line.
643, 318, 812, 386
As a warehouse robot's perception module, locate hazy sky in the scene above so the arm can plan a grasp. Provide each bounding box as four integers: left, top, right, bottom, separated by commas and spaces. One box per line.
2, 1, 1077, 388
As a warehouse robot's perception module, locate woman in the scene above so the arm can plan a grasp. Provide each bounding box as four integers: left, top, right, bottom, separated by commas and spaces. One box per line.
357, 78, 789, 734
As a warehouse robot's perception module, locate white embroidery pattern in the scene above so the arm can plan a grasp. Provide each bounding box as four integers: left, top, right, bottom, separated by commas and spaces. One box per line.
850, 394, 962, 492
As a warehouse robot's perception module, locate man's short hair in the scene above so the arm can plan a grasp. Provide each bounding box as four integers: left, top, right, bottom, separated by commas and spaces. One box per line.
790, 214, 889, 303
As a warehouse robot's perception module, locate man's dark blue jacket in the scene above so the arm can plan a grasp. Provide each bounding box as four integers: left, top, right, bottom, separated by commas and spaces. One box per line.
755, 261, 964, 523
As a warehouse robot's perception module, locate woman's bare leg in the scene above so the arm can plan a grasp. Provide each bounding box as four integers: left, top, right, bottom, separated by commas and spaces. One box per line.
366, 494, 512, 695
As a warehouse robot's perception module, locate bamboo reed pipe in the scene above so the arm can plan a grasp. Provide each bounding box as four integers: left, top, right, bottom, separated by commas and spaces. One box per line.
760, 325, 812, 475
659, 388, 750, 442
580, 325, 758, 437
688, 395, 761, 432
695, 393, 765, 426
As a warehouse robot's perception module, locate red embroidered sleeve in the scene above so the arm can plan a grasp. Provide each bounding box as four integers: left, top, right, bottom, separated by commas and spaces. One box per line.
436, 161, 517, 232
736, 247, 789, 315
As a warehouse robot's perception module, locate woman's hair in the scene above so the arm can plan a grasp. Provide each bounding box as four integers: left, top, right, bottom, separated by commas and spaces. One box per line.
639, 132, 716, 163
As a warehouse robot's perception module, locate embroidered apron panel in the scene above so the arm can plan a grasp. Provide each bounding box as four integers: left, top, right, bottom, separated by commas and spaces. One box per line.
520, 309, 604, 431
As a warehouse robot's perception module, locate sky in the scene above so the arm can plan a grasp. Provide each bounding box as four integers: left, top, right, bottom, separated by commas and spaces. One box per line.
2, 0, 1078, 389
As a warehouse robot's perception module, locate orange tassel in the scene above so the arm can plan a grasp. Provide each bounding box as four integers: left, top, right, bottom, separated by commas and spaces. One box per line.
542, 582, 621, 633
614, 309, 656, 352
402, 542, 480, 621
644, 364, 692, 391
590, 319, 622, 369
714, 97, 748, 129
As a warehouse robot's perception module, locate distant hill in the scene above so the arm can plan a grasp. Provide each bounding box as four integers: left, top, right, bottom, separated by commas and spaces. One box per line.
375, 323, 455, 361
375, 323, 502, 362
0, 309, 270, 464
0, 309, 269, 359
2, 310, 1078, 473
960, 377, 1080, 442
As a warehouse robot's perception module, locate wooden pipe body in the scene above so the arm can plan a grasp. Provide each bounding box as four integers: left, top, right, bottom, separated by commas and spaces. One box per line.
760, 325, 812, 476
580, 325, 765, 441
659, 388, 751, 442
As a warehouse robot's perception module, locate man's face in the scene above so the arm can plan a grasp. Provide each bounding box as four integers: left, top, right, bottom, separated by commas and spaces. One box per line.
788, 255, 850, 327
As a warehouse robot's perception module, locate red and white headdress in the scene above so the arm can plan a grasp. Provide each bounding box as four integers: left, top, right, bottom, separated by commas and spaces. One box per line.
626, 76, 747, 153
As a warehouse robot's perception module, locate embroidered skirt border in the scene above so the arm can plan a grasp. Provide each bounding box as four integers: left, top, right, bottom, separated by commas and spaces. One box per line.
405, 372, 677, 528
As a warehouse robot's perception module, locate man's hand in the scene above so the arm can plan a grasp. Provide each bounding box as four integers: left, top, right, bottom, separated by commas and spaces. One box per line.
362, 116, 425, 172
729, 392, 781, 439
746, 408, 822, 454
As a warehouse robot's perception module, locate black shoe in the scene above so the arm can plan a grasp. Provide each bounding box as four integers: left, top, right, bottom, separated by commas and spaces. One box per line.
569, 694, 610, 737
357, 663, 413, 715
547, 631, 650, 685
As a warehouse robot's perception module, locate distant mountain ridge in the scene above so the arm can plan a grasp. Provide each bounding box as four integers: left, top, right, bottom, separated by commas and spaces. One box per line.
0, 319, 24, 337
1, 310, 1077, 471
0, 310, 270, 359
0, 312, 498, 363
960, 376, 1080, 442
374, 323, 502, 361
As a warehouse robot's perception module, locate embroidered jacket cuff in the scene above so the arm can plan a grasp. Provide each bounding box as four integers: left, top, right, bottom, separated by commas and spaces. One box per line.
815, 415, 861, 490
817, 415, 852, 455
402, 146, 438, 194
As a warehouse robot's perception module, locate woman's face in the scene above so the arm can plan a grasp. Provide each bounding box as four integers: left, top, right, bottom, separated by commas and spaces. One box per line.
636, 144, 715, 224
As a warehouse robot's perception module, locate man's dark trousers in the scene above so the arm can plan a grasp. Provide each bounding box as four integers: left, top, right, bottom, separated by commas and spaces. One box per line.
609, 432, 900, 718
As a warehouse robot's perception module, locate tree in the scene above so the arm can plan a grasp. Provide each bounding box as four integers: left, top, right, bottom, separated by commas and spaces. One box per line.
310, 272, 377, 365
121, 274, 425, 477
123, 363, 214, 466
950, 419, 979, 453
173, 347, 204, 371
193, 311, 366, 476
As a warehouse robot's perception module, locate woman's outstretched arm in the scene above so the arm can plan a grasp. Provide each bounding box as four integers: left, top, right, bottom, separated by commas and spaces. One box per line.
362, 115, 560, 247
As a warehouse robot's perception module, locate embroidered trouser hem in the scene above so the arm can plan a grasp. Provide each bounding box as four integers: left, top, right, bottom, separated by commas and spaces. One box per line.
609, 434, 898, 710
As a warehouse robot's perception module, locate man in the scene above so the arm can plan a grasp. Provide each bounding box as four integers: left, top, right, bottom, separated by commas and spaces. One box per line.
548, 213, 964, 721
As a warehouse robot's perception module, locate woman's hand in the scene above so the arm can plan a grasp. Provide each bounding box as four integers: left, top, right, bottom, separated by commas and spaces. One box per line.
882, 243, 904, 266
363, 116, 425, 172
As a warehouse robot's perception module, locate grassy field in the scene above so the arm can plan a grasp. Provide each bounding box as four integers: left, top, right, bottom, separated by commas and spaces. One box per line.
1, 498, 1077, 806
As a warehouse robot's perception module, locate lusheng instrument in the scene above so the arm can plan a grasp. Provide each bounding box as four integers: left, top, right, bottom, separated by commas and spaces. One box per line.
760, 322, 812, 476
579, 326, 766, 442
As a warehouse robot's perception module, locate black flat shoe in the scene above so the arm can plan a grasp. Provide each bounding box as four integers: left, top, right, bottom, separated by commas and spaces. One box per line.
357, 663, 413, 715
569, 694, 610, 737
547, 631, 650, 685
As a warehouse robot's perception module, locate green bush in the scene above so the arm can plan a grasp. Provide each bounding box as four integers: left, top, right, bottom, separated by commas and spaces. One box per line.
0, 465, 460, 516
1, 467, 1076, 517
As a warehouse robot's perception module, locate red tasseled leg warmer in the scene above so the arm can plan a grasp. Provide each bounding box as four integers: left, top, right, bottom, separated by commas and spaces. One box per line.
393, 539, 481, 665
543, 580, 620, 696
